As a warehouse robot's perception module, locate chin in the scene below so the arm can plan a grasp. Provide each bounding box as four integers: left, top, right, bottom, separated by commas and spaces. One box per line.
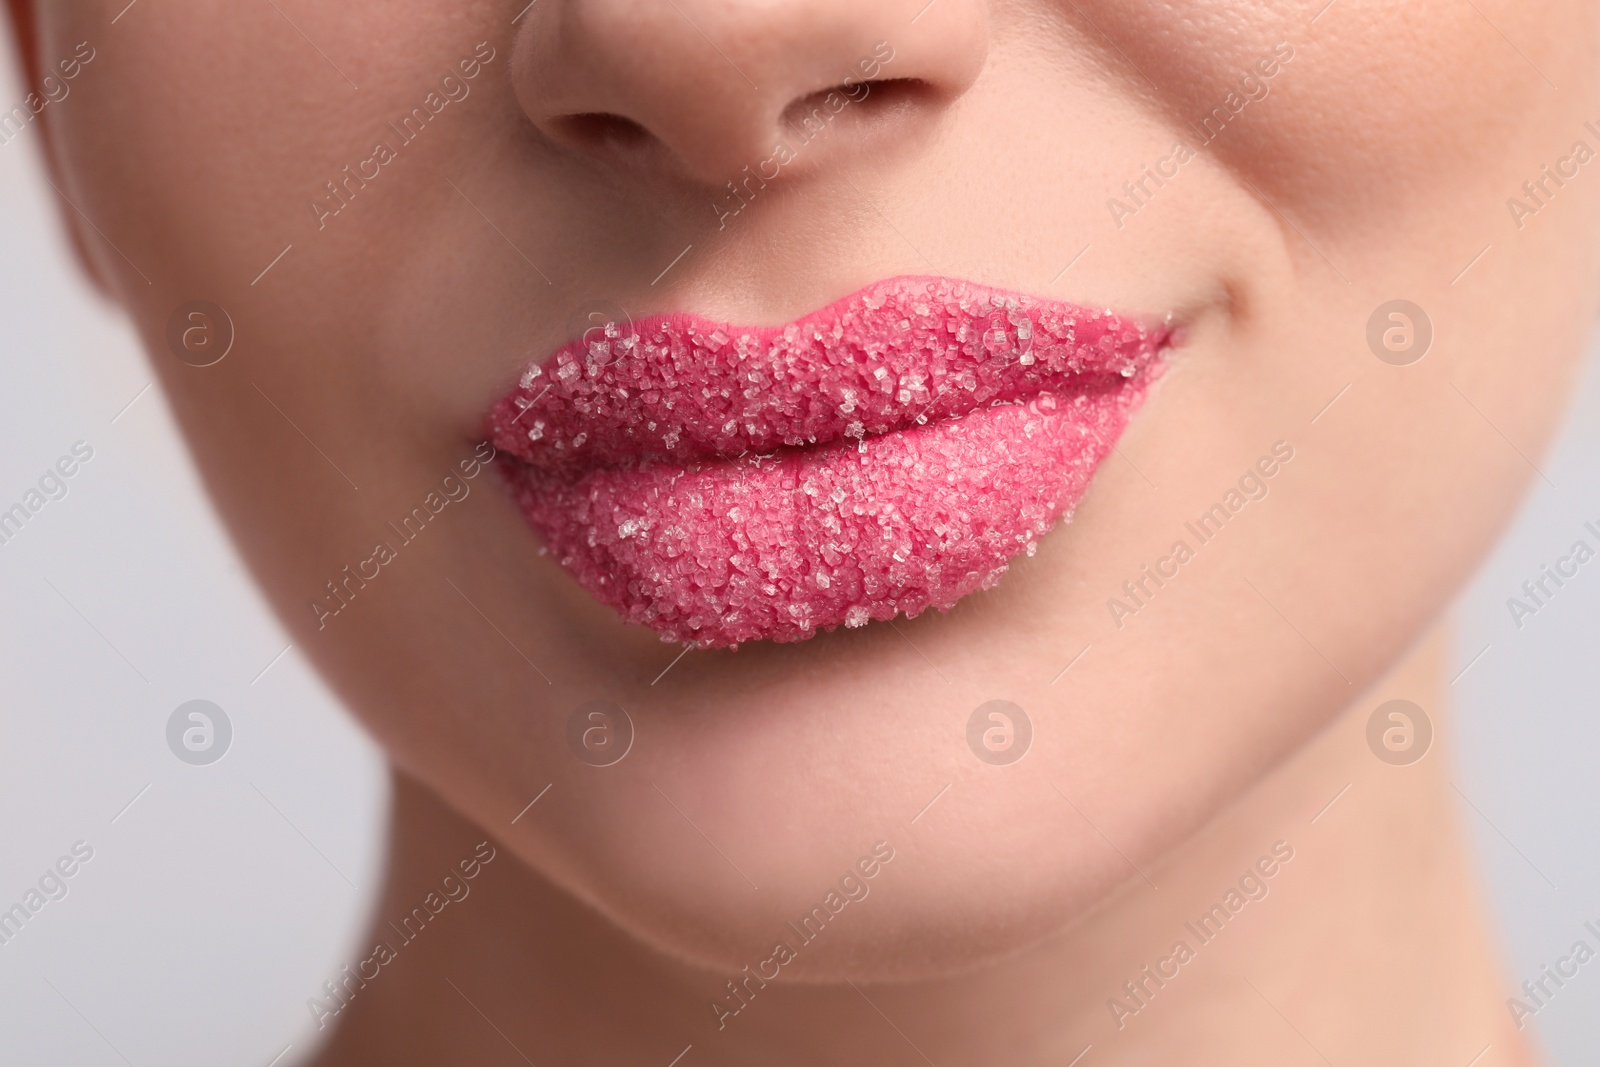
522, 820, 1120, 983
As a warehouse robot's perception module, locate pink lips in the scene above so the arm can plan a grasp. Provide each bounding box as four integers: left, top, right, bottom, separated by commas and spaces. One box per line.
487, 276, 1172, 648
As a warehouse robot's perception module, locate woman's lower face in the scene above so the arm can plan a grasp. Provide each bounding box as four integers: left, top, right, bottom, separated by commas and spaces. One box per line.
22, 0, 1600, 987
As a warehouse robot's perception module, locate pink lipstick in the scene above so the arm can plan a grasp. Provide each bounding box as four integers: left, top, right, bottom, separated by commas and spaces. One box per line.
487, 276, 1172, 648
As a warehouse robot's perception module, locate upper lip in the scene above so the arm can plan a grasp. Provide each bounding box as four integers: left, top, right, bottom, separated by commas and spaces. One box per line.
488, 275, 1173, 472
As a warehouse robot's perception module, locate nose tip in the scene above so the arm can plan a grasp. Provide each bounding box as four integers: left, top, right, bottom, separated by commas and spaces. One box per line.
511, 0, 988, 185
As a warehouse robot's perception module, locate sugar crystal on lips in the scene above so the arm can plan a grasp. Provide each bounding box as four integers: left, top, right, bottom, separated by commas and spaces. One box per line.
487, 277, 1171, 648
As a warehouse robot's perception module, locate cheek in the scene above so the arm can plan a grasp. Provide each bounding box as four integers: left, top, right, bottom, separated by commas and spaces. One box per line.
40, 0, 495, 294
1077, 0, 1589, 228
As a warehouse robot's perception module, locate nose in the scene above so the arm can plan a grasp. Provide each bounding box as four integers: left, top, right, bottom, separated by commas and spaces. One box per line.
511, 0, 989, 185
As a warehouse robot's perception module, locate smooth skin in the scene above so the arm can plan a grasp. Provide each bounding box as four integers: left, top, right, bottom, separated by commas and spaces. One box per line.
8, 0, 1600, 1062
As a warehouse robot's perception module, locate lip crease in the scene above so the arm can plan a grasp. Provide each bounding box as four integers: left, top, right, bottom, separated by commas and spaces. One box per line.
487, 275, 1175, 648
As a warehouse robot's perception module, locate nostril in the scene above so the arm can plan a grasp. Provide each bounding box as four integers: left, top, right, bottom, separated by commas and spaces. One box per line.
550, 112, 654, 155
854, 77, 939, 112
779, 77, 935, 129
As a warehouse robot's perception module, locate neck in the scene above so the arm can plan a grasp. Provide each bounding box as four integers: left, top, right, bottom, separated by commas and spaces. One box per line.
311, 624, 1534, 1066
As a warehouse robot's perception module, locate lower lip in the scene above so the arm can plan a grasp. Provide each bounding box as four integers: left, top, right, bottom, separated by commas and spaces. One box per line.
491, 278, 1172, 649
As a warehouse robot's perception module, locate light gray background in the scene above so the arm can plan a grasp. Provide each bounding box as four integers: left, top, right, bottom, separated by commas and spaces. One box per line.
2, 48, 1598, 1067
